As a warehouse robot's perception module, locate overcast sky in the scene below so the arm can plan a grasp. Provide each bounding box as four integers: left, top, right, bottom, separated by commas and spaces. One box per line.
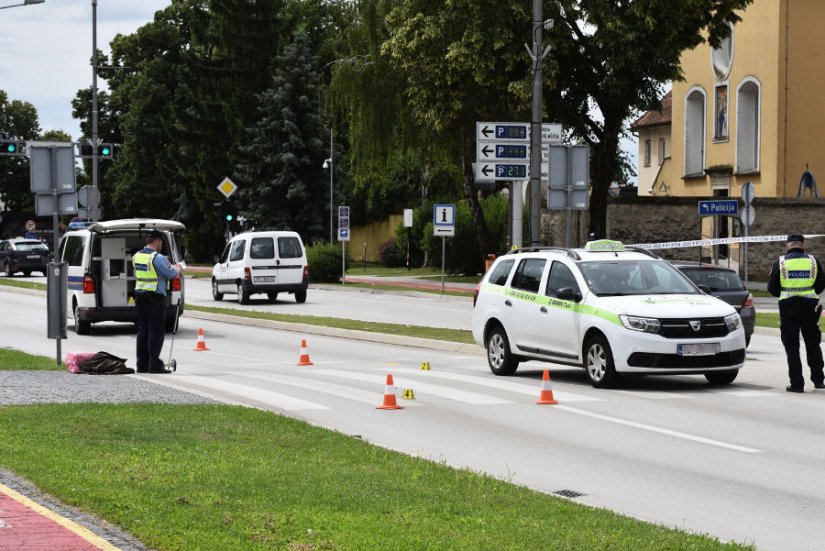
0, 0, 170, 139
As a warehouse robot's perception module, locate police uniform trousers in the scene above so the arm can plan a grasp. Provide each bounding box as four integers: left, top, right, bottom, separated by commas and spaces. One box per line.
135, 292, 167, 372
779, 298, 825, 389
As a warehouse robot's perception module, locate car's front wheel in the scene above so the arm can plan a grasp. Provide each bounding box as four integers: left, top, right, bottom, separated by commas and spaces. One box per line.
2, 260, 13, 276
705, 369, 739, 385
584, 334, 621, 388
485, 325, 519, 376
211, 278, 223, 301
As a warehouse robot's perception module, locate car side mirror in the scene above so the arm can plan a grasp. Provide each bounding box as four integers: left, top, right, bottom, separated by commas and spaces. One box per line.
213, 255, 220, 264
556, 287, 582, 302
697, 284, 711, 294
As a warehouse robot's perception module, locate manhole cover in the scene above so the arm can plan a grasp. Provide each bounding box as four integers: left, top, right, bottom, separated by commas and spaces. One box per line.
553, 489, 586, 499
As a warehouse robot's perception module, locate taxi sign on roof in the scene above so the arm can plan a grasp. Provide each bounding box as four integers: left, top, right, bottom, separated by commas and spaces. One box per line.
584, 239, 625, 252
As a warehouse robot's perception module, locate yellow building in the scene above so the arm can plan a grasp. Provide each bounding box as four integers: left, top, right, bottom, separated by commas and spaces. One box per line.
655, 0, 825, 201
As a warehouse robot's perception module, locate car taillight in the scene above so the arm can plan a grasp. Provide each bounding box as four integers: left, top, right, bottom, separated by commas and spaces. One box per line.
244, 267, 251, 280
303, 265, 309, 279
82, 274, 95, 294
171, 275, 181, 292
742, 293, 753, 309
473, 283, 480, 308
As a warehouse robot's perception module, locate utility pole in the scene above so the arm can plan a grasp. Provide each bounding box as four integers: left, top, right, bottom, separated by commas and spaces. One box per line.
90, 0, 100, 222
526, 0, 551, 246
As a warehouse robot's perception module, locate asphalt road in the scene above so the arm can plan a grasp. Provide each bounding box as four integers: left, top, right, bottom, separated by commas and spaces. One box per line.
1, 286, 824, 550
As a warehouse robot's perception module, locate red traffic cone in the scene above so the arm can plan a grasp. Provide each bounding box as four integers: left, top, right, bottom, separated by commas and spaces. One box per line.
536, 370, 558, 405
376, 374, 403, 410
193, 328, 209, 351
297, 339, 314, 366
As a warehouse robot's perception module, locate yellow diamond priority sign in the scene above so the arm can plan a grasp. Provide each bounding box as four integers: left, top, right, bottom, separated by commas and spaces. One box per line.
217, 177, 238, 199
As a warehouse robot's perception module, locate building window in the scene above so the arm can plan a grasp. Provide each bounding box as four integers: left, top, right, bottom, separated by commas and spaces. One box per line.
644, 140, 651, 167
714, 83, 729, 141
658, 139, 666, 166
685, 87, 706, 176
736, 77, 760, 173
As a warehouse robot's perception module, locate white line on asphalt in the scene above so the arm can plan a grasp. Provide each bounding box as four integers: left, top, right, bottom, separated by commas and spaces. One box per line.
616, 390, 693, 400
386, 367, 604, 403
715, 389, 777, 397
314, 369, 511, 405
171, 375, 329, 411
555, 405, 762, 453
237, 372, 421, 406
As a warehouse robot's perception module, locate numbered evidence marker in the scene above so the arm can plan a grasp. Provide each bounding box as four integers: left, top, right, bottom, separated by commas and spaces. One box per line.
402, 388, 416, 400
420, 361, 431, 371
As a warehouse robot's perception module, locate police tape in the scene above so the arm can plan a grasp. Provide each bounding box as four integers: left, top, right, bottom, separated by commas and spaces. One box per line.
628, 234, 825, 250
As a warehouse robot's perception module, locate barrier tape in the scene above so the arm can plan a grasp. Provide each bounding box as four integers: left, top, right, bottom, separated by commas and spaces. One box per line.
628, 234, 825, 251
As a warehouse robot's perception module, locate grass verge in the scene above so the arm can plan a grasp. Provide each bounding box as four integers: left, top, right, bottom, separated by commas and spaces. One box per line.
755, 312, 779, 329
0, 348, 62, 370
0, 278, 45, 291
0, 403, 751, 550
187, 304, 475, 344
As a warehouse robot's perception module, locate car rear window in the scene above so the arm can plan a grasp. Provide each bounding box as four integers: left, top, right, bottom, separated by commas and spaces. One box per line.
15, 241, 48, 252
250, 238, 275, 259
511, 258, 546, 293
679, 268, 745, 291
487, 259, 514, 286
278, 237, 303, 259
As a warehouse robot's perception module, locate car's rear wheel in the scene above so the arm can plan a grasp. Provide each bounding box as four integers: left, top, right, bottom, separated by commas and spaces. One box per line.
485, 325, 519, 376
211, 278, 223, 301
267, 292, 278, 303
237, 282, 250, 305
705, 369, 738, 385
73, 302, 91, 335
295, 289, 307, 304
584, 334, 621, 388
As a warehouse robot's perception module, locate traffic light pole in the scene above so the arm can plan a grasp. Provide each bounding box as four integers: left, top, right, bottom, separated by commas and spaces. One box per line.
526, 0, 551, 246
90, 0, 100, 222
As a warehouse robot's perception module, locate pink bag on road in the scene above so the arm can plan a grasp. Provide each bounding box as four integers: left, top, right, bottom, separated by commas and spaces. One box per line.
64, 352, 97, 374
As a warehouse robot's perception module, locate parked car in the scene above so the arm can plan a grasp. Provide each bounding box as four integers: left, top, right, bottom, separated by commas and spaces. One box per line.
59, 219, 185, 335
0, 238, 50, 276
472, 240, 746, 388
669, 261, 755, 347
211, 230, 309, 304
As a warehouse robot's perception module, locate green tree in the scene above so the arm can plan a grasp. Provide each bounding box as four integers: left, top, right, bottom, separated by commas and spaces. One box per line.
0, 90, 40, 217
544, 0, 752, 235
236, 32, 326, 239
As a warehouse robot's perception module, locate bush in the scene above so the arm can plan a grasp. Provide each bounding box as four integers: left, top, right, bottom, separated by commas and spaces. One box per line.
307, 243, 348, 283
378, 237, 405, 267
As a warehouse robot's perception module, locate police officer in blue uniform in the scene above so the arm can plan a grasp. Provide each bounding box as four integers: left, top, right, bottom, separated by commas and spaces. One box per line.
767, 233, 825, 392
132, 230, 181, 374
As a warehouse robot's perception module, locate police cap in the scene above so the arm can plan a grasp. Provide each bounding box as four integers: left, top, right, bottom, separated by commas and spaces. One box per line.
145, 229, 163, 241
787, 233, 805, 243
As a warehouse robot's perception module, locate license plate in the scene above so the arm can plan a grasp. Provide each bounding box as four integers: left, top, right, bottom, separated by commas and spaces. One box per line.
255, 276, 276, 283
677, 343, 721, 356
27, 255, 40, 259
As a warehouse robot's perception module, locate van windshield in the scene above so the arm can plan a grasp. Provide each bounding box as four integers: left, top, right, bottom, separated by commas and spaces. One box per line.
250, 238, 275, 259
278, 237, 303, 259
580, 260, 699, 296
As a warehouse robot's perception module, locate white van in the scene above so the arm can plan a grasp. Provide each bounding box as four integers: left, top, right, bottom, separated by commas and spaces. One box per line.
211, 231, 308, 304
59, 219, 185, 334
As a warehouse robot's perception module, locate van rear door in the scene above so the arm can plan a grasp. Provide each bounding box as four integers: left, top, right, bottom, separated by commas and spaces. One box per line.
275, 235, 305, 285
248, 236, 278, 285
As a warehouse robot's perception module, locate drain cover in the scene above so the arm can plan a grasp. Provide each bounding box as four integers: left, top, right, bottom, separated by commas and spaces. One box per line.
553, 489, 586, 499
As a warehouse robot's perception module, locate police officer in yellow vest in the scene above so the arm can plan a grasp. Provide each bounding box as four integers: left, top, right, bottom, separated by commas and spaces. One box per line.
768, 233, 825, 392
132, 230, 181, 373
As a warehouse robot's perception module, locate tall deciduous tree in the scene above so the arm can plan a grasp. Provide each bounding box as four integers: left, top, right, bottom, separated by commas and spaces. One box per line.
236, 32, 326, 239
0, 90, 40, 218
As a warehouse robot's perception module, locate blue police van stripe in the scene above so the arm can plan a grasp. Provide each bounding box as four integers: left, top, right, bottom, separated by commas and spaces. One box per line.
68, 275, 84, 291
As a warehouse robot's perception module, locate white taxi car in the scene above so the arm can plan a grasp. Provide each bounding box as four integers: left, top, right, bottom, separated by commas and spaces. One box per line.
472, 240, 746, 388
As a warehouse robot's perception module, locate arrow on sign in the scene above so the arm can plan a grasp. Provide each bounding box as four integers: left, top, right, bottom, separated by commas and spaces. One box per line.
481, 165, 493, 177
481, 145, 494, 156
700, 204, 710, 214
480, 125, 493, 138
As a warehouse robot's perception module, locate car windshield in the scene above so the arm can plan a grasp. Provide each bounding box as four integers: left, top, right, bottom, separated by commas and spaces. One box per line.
15, 241, 48, 252
580, 260, 699, 296
678, 267, 745, 291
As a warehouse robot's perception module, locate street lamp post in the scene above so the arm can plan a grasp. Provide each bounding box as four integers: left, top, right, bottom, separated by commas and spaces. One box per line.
322, 129, 333, 243
0, 0, 44, 10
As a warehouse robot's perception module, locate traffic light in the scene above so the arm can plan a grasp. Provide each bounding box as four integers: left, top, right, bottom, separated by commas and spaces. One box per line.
225, 213, 233, 222
77, 142, 114, 159
0, 141, 26, 156
99, 143, 113, 159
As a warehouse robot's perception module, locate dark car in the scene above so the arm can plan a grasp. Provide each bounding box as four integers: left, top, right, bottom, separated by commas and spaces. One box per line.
670, 261, 755, 346
0, 238, 51, 277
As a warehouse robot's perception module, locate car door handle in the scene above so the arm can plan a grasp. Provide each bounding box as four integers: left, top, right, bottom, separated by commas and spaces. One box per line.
540, 306, 548, 313
505, 300, 513, 307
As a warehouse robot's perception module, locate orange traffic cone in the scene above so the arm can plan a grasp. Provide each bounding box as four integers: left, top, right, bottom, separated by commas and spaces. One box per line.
536, 370, 558, 405
297, 339, 314, 366
193, 328, 209, 351
376, 374, 403, 410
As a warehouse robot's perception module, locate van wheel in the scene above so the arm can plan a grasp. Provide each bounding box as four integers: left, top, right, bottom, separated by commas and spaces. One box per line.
584, 334, 621, 388
211, 278, 223, 301
485, 325, 519, 375
237, 282, 250, 305
73, 302, 91, 335
705, 370, 738, 385
267, 292, 278, 303
295, 289, 307, 304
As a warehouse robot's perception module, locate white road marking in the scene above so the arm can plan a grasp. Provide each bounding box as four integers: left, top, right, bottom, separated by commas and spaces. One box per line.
237, 372, 421, 406
315, 369, 511, 405
555, 405, 762, 453
616, 390, 693, 400
171, 375, 328, 411
715, 389, 777, 397
386, 367, 604, 403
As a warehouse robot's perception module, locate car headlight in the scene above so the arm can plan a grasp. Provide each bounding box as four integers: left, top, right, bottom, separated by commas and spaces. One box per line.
724, 313, 742, 331
620, 315, 661, 333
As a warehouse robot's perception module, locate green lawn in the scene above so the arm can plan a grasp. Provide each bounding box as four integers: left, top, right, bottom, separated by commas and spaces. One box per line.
0, 402, 752, 550
0, 348, 62, 370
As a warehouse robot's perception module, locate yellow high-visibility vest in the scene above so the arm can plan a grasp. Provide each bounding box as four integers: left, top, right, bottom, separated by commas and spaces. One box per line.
779, 254, 818, 300
133, 250, 160, 293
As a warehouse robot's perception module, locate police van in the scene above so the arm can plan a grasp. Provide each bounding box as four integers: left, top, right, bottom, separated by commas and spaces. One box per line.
471, 240, 746, 388
211, 230, 309, 304
59, 219, 185, 334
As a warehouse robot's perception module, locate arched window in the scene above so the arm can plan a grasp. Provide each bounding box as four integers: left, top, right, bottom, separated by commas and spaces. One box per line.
685, 87, 706, 176
736, 77, 760, 173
